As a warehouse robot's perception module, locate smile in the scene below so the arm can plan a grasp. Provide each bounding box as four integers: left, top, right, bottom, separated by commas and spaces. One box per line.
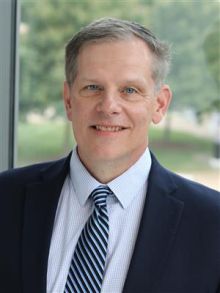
93, 125, 126, 132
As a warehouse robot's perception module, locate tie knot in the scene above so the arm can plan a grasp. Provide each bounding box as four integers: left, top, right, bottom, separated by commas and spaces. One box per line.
90, 185, 112, 208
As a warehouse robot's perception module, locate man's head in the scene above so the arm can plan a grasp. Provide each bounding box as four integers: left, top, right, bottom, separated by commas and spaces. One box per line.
63, 18, 172, 182
65, 18, 171, 89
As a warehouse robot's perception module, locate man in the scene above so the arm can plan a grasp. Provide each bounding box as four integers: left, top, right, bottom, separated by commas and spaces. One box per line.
0, 18, 219, 293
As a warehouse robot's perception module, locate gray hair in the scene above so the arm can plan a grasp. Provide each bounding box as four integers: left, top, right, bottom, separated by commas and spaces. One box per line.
65, 17, 171, 88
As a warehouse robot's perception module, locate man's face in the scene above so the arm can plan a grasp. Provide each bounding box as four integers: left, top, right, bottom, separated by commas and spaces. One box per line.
64, 38, 171, 169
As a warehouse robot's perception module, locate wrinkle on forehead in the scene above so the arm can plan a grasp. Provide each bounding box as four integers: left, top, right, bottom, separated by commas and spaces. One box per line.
75, 38, 155, 87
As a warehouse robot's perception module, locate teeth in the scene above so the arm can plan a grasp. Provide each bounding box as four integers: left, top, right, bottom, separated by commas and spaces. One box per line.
95, 125, 123, 132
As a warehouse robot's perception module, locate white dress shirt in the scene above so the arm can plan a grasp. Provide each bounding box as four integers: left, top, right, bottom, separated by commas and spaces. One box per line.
47, 147, 152, 293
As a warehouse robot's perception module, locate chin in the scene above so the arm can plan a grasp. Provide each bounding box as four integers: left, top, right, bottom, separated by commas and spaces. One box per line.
92, 148, 124, 162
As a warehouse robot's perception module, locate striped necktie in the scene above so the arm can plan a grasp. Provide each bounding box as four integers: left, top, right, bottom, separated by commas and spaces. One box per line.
64, 185, 113, 293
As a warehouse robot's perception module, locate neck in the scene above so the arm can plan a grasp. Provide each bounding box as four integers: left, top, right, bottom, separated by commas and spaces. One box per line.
77, 149, 146, 184
85, 161, 128, 184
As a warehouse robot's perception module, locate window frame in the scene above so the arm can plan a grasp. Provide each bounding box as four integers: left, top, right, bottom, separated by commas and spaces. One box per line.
0, 0, 19, 171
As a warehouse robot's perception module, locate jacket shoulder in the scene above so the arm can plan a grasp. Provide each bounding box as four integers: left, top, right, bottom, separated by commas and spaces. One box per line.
0, 156, 67, 187
165, 168, 220, 223
150, 152, 220, 215
171, 169, 219, 203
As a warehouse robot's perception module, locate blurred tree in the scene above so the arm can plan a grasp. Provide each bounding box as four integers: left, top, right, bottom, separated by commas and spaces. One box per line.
203, 19, 220, 112
19, 0, 155, 152
19, 0, 153, 116
203, 19, 220, 159
151, 1, 219, 114
20, 0, 219, 117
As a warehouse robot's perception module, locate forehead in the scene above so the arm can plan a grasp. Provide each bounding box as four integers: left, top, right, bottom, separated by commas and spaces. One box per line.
76, 37, 154, 77
78, 37, 152, 59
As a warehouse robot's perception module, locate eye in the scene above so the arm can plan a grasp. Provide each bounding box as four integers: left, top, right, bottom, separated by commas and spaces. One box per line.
86, 85, 101, 91
80, 84, 103, 97
120, 86, 145, 101
122, 87, 138, 94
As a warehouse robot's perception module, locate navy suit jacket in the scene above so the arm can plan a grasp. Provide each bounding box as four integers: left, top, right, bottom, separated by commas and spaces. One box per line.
0, 152, 219, 293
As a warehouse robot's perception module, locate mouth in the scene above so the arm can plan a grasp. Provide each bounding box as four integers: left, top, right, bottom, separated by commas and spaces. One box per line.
91, 125, 127, 132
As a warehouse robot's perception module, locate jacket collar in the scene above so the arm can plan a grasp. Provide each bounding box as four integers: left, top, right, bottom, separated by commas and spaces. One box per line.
22, 154, 71, 293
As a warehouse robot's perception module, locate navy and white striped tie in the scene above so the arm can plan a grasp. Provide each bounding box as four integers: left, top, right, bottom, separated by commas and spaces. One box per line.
64, 185, 112, 293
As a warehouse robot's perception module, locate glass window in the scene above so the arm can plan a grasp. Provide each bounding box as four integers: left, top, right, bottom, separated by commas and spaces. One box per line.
17, 0, 220, 190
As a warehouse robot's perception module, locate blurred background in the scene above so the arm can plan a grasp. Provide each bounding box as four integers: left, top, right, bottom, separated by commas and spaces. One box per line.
17, 0, 219, 190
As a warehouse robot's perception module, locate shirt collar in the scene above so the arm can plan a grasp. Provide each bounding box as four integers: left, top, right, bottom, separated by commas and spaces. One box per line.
70, 147, 151, 209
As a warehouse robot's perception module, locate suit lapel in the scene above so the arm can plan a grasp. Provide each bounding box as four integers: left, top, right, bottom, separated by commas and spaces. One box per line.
21, 152, 184, 292
21, 155, 71, 293
123, 155, 184, 292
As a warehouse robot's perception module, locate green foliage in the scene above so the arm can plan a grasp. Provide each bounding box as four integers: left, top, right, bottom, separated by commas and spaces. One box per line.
19, 0, 220, 116
203, 19, 220, 112
150, 1, 220, 114
19, 0, 153, 113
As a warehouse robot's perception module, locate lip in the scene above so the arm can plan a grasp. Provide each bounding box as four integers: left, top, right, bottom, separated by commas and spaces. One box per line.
90, 124, 128, 136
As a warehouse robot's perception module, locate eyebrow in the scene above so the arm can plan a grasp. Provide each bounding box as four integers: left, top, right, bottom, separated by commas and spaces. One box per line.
81, 77, 148, 86
122, 78, 147, 86
80, 78, 100, 83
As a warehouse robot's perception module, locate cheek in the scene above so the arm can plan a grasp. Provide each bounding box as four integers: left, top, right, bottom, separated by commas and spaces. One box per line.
71, 100, 93, 129
71, 99, 84, 119
131, 105, 153, 128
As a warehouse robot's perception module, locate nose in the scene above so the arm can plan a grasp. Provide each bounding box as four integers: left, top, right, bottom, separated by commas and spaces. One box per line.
96, 89, 121, 115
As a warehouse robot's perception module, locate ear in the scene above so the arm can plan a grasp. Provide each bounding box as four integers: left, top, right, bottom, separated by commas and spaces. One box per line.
152, 84, 172, 124
63, 81, 73, 121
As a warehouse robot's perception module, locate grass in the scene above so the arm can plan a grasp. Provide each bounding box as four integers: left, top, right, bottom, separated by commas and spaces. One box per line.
17, 121, 74, 166
149, 127, 213, 172
16, 121, 214, 174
